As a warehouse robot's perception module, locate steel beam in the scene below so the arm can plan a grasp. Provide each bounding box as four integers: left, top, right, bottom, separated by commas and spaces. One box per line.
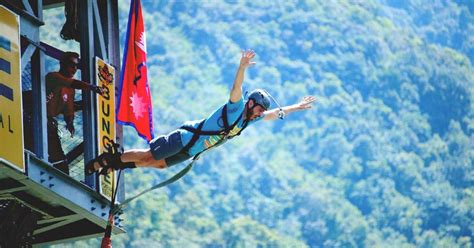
92, 0, 107, 61
0, 186, 28, 194
21, 0, 34, 16
21, 43, 36, 71
79, 0, 98, 189
34, 214, 81, 235
107, 0, 124, 202
31, 49, 47, 159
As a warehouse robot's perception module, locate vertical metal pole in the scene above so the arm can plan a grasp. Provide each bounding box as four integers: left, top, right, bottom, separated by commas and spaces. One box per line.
107, 0, 120, 69
79, 0, 97, 188
31, 49, 47, 160
36, 0, 42, 20
107, 0, 124, 202
92, 0, 107, 61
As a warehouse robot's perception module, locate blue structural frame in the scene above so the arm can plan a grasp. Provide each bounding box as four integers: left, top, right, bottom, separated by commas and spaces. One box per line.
0, 0, 125, 245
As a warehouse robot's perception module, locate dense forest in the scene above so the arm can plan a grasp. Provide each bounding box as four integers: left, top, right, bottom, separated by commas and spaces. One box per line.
43, 0, 474, 247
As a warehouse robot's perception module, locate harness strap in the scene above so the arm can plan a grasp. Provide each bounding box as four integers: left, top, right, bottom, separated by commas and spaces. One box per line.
107, 105, 251, 217
222, 104, 231, 131
235, 119, 249, 136
181, 124, 223, 136
180, 105, 245, 153
111, 160, 195, 215
180, 120, 205, 154
109, 118, 248, 215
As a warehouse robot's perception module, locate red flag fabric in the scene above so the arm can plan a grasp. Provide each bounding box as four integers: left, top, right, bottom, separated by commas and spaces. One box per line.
117, 0, 154, 141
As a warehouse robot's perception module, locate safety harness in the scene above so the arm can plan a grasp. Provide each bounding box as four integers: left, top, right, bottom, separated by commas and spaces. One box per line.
108, 103, 251, 215
101, 103, 257, 245
180, 104, 250, 156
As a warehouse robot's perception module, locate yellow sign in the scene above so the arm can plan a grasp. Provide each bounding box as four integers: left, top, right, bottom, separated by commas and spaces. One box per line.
0, 5, 24, 171
96, 57, 116, 200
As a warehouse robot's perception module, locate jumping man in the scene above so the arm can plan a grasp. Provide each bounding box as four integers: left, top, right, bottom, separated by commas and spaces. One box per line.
86, 50, 316, 175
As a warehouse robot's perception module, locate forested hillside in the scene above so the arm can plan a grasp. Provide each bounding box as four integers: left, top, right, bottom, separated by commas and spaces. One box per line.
46, 0, 473, 247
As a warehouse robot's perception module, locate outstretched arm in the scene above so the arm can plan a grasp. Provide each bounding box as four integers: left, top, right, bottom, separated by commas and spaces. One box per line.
230, 50, 256, 103
263, 96, 316, 121
71, 80, 105, 96
46, 72, 105, 95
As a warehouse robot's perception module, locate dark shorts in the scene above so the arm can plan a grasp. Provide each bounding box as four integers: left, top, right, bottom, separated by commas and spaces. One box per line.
149, 129, 191, 167
47, 117, 69, 174
47, 118, 66, 163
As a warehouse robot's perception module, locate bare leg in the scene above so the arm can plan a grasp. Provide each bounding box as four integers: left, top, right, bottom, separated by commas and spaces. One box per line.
91, 148, 167, 172
120, 149, 168, 169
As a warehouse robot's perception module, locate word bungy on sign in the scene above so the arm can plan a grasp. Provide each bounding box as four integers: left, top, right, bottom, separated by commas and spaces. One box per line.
96, 57, 116, 200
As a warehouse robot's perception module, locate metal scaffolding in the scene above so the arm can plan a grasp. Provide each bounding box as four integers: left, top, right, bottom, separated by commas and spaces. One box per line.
0, 0, 125, 245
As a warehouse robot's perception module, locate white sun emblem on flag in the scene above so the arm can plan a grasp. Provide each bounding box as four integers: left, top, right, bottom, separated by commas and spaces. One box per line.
135, 31, 147, 53
130, 91, 147, 119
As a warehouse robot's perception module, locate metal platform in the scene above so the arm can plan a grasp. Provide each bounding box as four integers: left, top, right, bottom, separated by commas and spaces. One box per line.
0, 152, 124, 245
0, 0, 124, 245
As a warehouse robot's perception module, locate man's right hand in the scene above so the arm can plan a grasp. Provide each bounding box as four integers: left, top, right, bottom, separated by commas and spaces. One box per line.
90, 85, 105, 96
239, 49, 256, 69
230, 49, 256, 103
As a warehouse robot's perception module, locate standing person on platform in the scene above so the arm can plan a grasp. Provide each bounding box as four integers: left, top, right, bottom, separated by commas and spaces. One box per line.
46, 51, 104, 174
